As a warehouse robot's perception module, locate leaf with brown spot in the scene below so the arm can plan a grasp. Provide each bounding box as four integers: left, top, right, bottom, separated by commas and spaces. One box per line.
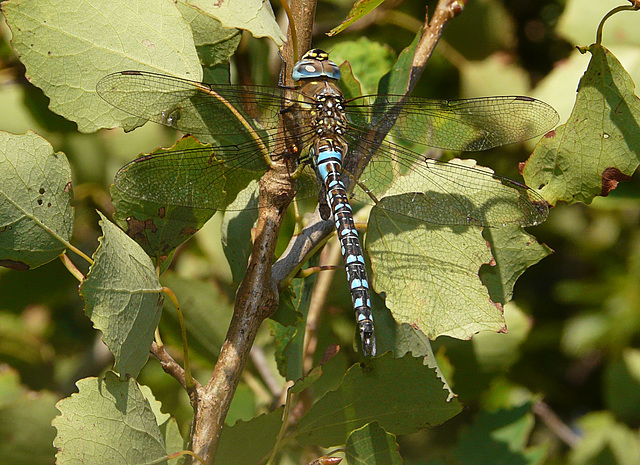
601, 167, 632, 196
523, 44, 640, 205
0, 131, 73, 269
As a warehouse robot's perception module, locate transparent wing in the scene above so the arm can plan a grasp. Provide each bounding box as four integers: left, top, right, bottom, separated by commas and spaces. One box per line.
97, 71, 311, 147
343, 136, 548, 228
344, 95, 559, 151
112, 136, 320, 213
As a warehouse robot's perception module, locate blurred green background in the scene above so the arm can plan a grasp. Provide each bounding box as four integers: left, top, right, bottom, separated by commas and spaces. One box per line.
1, 0, 640, 464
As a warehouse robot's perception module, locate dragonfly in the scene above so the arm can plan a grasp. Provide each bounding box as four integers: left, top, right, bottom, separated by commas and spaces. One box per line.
97, 49, 559, 357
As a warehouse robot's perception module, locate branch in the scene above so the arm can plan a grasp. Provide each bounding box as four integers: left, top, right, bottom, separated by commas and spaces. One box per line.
187, 0, 317, 462
272, 0, 464, 290
150, 342, 202, 396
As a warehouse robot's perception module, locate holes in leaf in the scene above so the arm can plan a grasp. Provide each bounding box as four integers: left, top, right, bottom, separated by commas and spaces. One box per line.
39, 187, 45, 194
37, 199, 43, 205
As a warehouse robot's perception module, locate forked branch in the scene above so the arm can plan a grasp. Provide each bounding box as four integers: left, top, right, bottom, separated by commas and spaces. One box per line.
186, 0, 317, 463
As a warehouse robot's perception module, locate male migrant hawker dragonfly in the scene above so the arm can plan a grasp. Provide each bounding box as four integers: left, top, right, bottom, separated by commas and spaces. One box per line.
97, 49, 559, 357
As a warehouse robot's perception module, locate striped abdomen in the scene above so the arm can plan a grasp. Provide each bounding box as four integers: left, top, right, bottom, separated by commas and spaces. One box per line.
313, 138, 376, 357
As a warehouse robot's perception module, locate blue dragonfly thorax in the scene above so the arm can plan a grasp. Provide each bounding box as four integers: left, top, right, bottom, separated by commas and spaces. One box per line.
292, 49, 341, 81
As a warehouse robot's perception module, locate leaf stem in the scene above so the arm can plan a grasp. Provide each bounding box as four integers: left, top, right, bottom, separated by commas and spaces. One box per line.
266, 386, 297, 465
65, 241, 94, 265
59, 253, 85, 282
280, 0, 298, 63
162, 286, 194, 389
596, 3, 639, 46
146, 450, 207, 465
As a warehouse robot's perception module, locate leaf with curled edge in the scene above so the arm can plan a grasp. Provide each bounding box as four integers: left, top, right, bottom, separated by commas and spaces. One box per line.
523, 44, 640, 206
80, 213, 164, 378
367, 158, 544, 342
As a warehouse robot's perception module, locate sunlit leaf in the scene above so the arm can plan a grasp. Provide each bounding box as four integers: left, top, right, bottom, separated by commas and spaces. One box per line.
80, 212, 164, 378
558, 0, 640, 48
368, 159, 517, 341
53, 373, 167, 465
0, 130, 73, 270
186, 0, 285, 46
176, 1, 242, 68
2, 0, 202, 133
328, 0, 386, 37
481, 225, 551, 304
569, 411, 640, 465
524, 44, 640, 205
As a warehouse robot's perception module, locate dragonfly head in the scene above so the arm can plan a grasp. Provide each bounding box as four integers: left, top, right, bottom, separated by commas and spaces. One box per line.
292, 49, 341, 82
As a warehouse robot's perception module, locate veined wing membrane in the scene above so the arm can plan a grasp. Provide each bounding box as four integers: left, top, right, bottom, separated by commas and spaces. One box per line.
344, 137, 548, 228
344, 95, 559, 151
97, 71, 298, 150
113, 134, 320, 214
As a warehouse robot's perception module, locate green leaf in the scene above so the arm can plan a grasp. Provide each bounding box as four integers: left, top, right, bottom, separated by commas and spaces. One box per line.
214, 407, 284, 465
523, 44, 640, 206
345, 422, 403, 465
0, 130, 73, 270
0, 372, 57, 465
294, 353, 462, 447
454, 403, 547, 465
332, 39, 395, 96
139, 384, 171, 426
2, 0, 202, 133
290, 365, 323, 395
327, 0, 386, 37
569, 411, 640, 465
139, 383, 185, 465
186, 0, 285, 46
604, 349, 640, 424
481, 225, 551, 305
460, 54, 530, 97
175, 2, 242, 68
269, 270, 318, 381
377, 31, 421, 97
53, 372, 167, 465
221, 180, 260, 285
471, 303, 534, 373
111, 137, 221, 262
160, 417, 185, 465
80, 212, 164, 378
160, 272, 233, 360
367, 159, 512, 341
